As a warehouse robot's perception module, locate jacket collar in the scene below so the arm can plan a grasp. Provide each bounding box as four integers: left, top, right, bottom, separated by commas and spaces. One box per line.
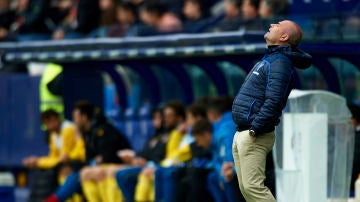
266, 45, 292, 55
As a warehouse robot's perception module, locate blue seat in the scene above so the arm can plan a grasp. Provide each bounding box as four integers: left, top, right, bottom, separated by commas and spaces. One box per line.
123, 108, 139, 149
104, 84, 122, 120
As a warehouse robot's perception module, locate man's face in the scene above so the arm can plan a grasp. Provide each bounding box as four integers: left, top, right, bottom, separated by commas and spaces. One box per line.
224, 1, 238, 18
140, 10, 157, 26
72, 109, 87, 132
186, 112, 197, 128
164, 107, 179, 129
117, 7, 135, 24
258, 1, 272, 19
183, 1, 199, 20
194, 132, 212, 148
152, 111, 163, 130
241, 0, 257, 19
0, 0, 9, 10
264, 21, 286, 45
43, 116, 60, 133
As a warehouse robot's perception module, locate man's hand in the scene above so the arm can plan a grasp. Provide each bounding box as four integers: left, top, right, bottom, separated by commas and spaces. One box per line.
60, 153, 69, 162
0, 28, 8, 38
142, 166, 156, 178
221, 162, 234, 182
95, 155, 103, 164
117, 149, 135, 163
176, 123, 187, 134
23, 156, 39, 168
53, 29, 65, 40
131, 157, 147, 166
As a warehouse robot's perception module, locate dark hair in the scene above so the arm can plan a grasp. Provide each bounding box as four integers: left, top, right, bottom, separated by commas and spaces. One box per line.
165, 100, 186, 120
74, 101, 95, 120
262, 0, 288, 15
140, 1, 167, 17
40, 109, 60, 122
151, 107, 163, 117
191, 119, 213, 136
348, 103, 360, 122
117, 2, 137, 16
248, 0, 260, 10
227, 0, 242, 8
206, 96, 232, 115
184, 0, 204, 7
187, 104, 207, 119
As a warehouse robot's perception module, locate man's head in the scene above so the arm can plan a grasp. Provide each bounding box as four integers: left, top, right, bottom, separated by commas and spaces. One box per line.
348, 103, 360, 128
241, 0, 260, 19
40, 109, 61, 133
72, 101, 94, 132
206, 96, 232, 122
186, 104, 207, 128
192, 119, 213, 149
139, 2, 166, 26
183, 0, 203, 20
258, 0, 288, 19
264, 20, 302, 47
163, 100, 186, 130
116, 2, 137, 25
225, 0, 242, 18
151, 107, 163, 130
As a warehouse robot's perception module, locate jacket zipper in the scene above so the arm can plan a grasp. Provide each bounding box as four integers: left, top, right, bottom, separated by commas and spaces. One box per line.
246, 98, 256, 123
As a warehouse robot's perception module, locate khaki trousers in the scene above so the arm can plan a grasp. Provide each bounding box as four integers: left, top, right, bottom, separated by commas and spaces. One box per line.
232, 130, 276, 202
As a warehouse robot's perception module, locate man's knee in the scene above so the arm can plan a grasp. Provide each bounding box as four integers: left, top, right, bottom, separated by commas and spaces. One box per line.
80, 166, 94, 182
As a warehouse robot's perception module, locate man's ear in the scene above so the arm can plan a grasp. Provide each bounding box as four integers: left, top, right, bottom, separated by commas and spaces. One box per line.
279, 33, 289, 42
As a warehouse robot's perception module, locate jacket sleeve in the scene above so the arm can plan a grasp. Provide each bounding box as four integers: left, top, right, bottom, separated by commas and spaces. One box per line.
60, 126, 76, 157
161, 144, 192, 167
251, 58, 293, 134
68, 138, 86, 162
37, 134, 60, 169
165, 130, 184, 159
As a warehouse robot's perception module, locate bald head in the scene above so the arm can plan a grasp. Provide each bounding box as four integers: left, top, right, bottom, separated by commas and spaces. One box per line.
264, 20, 303, 47
282, 20, 302, 46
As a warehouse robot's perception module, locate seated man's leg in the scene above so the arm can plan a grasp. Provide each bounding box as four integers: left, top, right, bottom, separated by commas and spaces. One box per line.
156, 166, 178, 202
45, 172, 82, 202
185, 168, 213, 202
115, 166, 143, 202
103, 165, 127, 202
224, 177, 246, 202
135, 166, 156, 202
207, 171, 225, 202
80, 166, 106, 202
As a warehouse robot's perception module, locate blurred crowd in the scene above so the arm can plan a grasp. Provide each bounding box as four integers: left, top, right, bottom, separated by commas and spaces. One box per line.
23, 96, 276, 202
0, 0, 289, 42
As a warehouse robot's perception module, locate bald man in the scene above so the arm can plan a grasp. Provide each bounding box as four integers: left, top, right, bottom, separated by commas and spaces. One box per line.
231, 20, 312, 201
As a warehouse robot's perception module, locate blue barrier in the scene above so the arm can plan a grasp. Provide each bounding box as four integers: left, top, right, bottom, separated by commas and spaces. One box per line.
0, 75, 47, 167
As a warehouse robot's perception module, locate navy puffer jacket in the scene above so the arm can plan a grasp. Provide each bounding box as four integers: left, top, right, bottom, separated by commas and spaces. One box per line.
232, 45, 312, 135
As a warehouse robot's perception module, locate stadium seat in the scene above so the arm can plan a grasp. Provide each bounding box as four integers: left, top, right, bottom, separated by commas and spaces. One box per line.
104, 84, 121, 120
124, 108, 142, 151
131, 104, 154, 152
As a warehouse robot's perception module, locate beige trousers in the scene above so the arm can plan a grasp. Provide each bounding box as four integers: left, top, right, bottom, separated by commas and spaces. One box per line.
232, 130, 276, 202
